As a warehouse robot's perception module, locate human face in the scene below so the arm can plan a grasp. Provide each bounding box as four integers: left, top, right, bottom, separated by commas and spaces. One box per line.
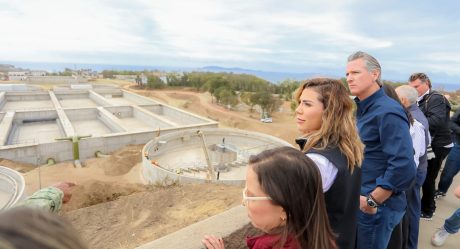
295, 88, 324, 136
346, 58, 380, 100
409, 79, 429, 97
245, 167, 286, 232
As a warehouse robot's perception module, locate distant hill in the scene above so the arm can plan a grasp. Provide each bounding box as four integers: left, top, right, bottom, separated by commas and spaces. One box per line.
2, 60, 459, 91
199, 66, 334, 83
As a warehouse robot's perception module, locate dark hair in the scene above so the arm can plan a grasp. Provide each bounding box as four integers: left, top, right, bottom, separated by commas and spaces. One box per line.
382, 83, 414, 125
249, 146, 336, 249
0, 207, 87, 249
409, 72, 431, 88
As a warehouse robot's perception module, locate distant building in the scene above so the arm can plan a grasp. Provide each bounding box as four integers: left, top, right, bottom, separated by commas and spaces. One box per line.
30, 71, 47, 77
8, 71, 27, 81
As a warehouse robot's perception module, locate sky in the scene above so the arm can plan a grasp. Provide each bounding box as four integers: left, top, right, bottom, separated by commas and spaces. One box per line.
1, 0, 460, 83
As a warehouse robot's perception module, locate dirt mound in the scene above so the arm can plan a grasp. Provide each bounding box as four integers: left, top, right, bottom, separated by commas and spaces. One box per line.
93, 144, 143, 176
0, 158, 36, 173
62, 180, 148, 212
64, 183, 242, 249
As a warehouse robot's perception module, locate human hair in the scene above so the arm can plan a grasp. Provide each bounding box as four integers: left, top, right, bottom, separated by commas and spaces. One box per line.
409, 72, 432, 88
294, 78, 364, 172
395, 85, 418, 105
382, 83, 414, 125
249, 146, 337, 249
347, 51, 382, 86
0, 207, 87, 249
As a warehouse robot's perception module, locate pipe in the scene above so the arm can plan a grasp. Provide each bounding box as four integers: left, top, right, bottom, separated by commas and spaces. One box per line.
46, 158, 55, 165
197, 130, 215, 181
95, 151, 111, 158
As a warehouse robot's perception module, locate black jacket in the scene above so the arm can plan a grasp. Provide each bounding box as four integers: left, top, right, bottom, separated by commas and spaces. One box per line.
418, 90, 452, 147
449, 109, 460, 144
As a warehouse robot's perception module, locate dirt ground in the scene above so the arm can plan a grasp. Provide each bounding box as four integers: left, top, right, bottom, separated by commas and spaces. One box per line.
3, 83, 301, 249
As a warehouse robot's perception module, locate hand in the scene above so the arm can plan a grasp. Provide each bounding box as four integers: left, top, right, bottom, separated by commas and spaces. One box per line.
202, 235, 225, 249
359, 195, 377, 214
51, 182, 76, 204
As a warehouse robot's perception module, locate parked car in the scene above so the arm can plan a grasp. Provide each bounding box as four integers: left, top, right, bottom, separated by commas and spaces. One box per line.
260, 117, 272, 123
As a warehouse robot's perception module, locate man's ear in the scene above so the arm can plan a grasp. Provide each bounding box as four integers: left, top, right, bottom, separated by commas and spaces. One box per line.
371, 70, 380, 82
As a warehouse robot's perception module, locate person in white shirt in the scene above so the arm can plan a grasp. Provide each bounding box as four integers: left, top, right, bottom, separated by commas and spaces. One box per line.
294, 78, 364, 249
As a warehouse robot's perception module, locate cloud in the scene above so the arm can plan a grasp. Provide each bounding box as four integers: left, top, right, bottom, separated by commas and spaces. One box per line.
0, 0, 459, 82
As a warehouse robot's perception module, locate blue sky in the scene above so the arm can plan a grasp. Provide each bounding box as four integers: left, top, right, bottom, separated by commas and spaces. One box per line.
1, 0, 460, 83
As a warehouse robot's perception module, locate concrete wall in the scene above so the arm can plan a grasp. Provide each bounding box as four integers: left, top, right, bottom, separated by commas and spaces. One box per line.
96, 107, 127, 133
0, 140, 73, 165
122, 90, 160, 105
89, 90, 112, 106
6, 92, 50, 101
12, 110, 58, 123
141, 128, 291, 185
65, 108, 98, 121
104, 106, 133, 119
0, 112, 14, 146
27, 76, 85, 84
140, 104, 215, 125
78, 123, 218, 161
0, 92, 6, 110
54, 92, 89, 100
132, 106, 177, 128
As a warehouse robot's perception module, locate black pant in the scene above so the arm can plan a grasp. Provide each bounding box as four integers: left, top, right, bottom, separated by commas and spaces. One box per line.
421, 146, 451, 215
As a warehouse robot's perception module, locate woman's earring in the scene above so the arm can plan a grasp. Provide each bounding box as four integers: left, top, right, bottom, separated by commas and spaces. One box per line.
281, 217, 286, 221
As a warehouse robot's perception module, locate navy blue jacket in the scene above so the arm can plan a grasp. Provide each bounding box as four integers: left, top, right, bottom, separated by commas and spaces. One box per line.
355, 88, 416, 211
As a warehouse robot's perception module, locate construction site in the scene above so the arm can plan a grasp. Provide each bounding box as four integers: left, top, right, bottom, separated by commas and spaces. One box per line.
0, 83, 458, 249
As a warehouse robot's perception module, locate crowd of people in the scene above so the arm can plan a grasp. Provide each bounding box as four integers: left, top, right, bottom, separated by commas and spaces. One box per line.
1, 51, 459, 249
204, 51, 459, 249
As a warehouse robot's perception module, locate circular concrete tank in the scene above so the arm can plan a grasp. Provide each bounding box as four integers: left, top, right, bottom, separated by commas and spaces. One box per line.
142, 128, 293, 185
0, 166, 26, 210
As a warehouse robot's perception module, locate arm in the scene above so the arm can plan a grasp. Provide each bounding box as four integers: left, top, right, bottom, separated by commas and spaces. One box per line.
425, 94, 450, 131
374, 112, 416, 202
15, 187, 64, 213
449, 109, 460, 135
15, 182, 75, 213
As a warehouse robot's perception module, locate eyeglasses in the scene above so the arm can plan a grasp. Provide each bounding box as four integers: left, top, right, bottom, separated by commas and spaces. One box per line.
242, 187, 272, 206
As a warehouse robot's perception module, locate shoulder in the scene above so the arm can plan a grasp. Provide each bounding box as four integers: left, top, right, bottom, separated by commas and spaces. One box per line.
306, 153, 339, 172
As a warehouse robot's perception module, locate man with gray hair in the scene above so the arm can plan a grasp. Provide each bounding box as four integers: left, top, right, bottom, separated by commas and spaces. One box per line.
346, 51, 416, 249
396, 85, 430, 249
409, 73, 452, 220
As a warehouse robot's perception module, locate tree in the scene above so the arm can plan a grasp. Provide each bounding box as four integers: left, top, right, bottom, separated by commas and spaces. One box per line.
147, 75, 165, 89
251, 91, 282, 115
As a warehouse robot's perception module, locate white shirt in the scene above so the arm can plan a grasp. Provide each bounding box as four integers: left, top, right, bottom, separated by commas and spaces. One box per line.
306, 153, 338, 192
410, 119, 427, 168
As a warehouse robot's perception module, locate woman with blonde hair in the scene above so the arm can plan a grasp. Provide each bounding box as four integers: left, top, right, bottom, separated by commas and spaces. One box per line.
294, 78, 364, 249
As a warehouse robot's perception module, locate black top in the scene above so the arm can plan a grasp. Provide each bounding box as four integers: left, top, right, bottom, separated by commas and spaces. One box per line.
449, 109, 460, 144
307, 146, 361, 249
418, 90, 452, 147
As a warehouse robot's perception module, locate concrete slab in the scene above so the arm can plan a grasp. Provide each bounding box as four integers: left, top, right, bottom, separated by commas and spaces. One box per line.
104, 96, 135, 106
1, 100, 54, 112
118, 117, 151, 131
59, 98, 98, 108
72, 120, 111, 137
8, 121, 63, 145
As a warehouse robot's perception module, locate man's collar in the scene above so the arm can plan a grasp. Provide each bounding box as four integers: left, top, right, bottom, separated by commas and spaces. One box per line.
417, 89, 430, 102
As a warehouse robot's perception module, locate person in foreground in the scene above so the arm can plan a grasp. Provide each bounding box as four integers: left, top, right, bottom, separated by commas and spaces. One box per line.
431, 185, 460, 246
202, 146, 337, 249
0, 207, 87, 249
294, 78, 363, 249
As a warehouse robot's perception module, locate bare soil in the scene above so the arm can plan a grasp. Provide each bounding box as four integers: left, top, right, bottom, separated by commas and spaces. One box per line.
4, 83, 300, 249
